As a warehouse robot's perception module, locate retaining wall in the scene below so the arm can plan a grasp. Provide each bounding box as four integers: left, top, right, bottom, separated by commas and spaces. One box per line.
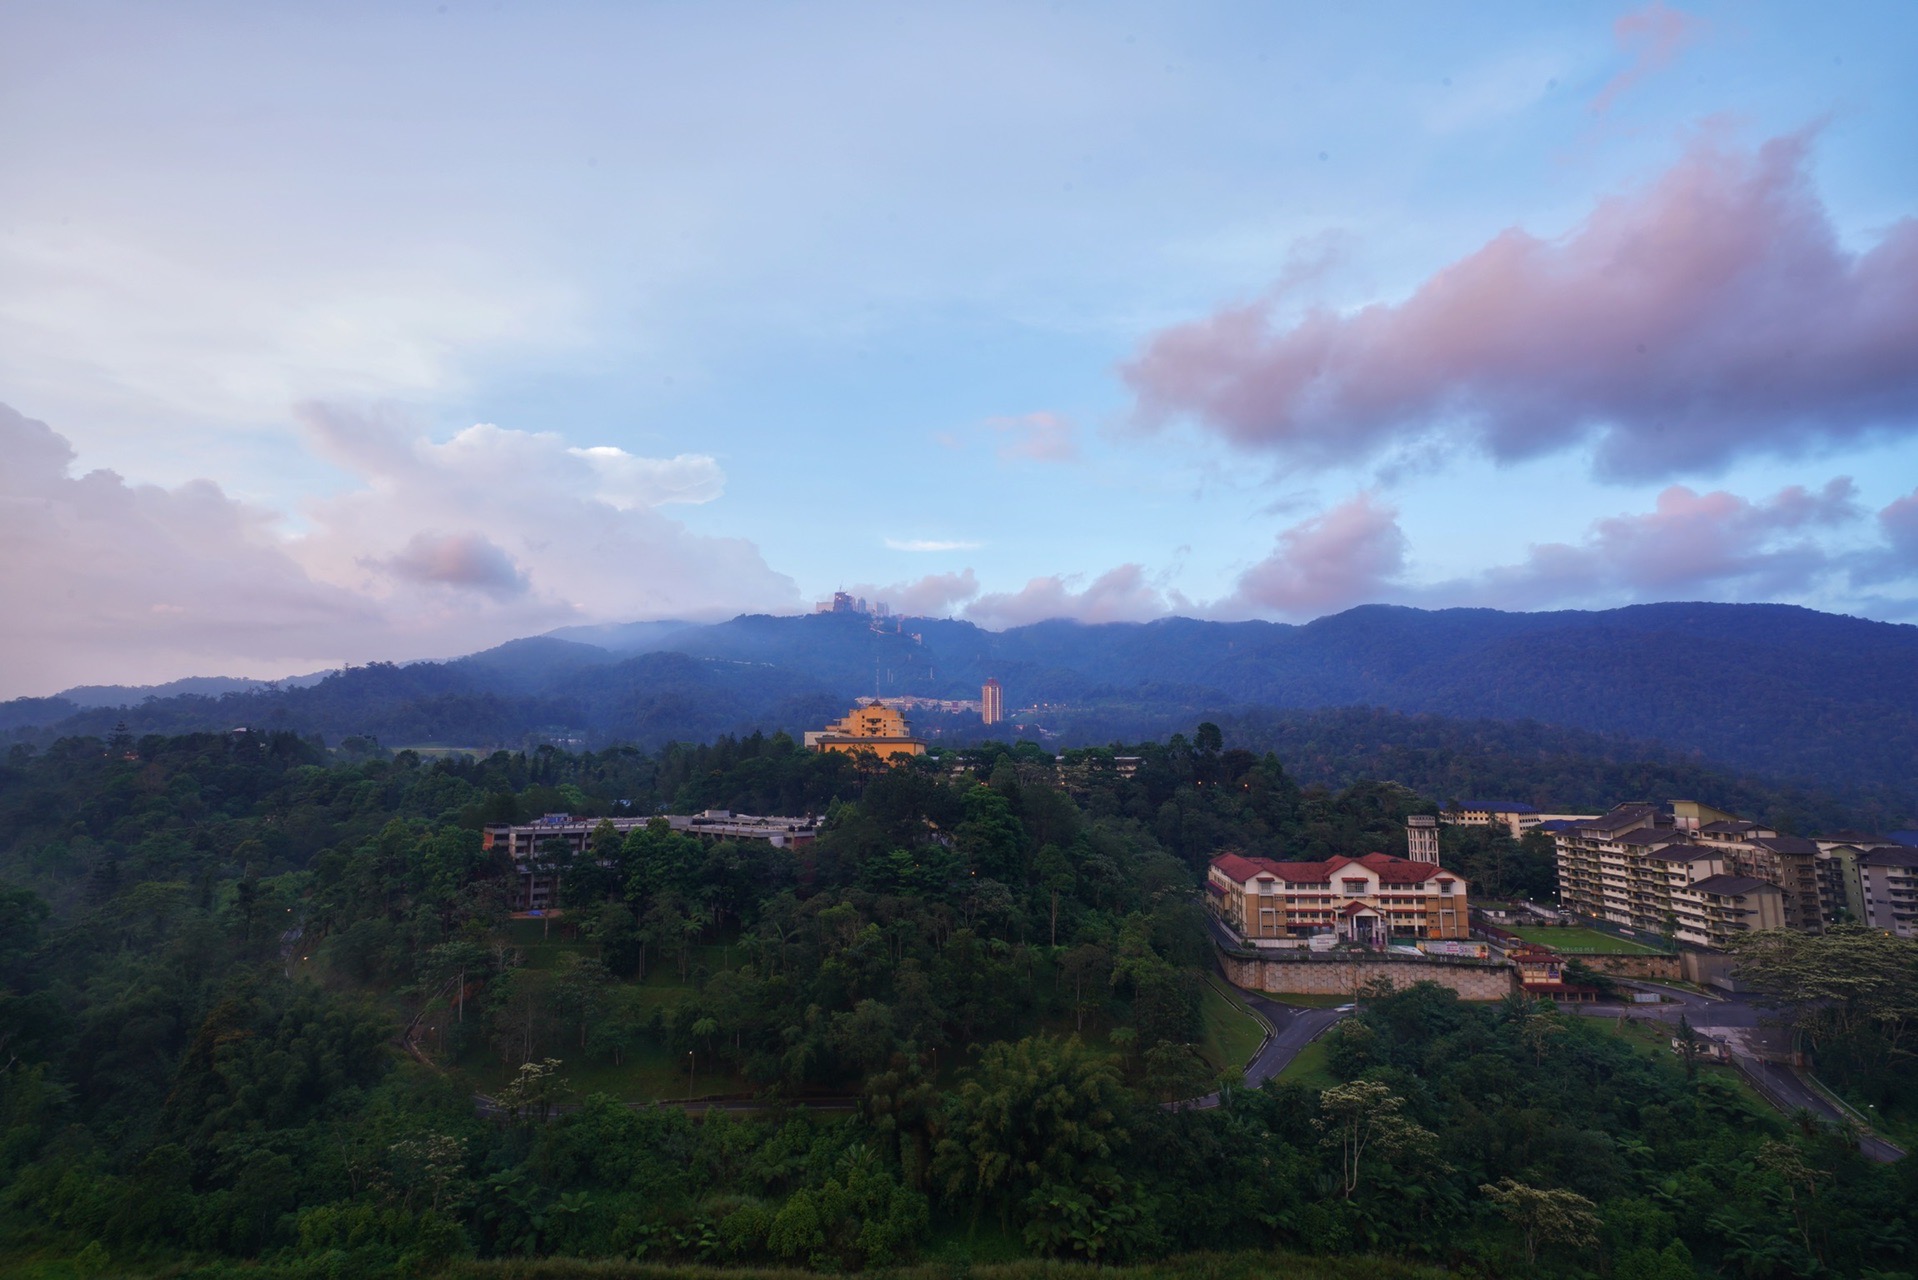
1221, 951, 1519, 1002
1574, 953, 1683, 981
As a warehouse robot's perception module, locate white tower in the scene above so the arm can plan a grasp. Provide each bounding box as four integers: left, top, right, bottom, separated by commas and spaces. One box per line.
1407, 814, 1439, 863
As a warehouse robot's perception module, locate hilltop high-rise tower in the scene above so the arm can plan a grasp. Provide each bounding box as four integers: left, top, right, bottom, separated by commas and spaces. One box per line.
981, 678, 1003, 725
1406, 814, 1439, 863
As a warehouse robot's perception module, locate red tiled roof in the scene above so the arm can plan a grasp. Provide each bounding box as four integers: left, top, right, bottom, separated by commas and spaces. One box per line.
1355, 852, 1456, 883
1211, 853, 1271, 882
1208, 851, 1460, 885
1339, 901, 1379, 917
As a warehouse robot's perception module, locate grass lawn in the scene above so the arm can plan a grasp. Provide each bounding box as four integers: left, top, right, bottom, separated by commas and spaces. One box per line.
1503, 925, 1668, 954
1274, 1036, 1340, 1092
1199, 978, 1268, 1076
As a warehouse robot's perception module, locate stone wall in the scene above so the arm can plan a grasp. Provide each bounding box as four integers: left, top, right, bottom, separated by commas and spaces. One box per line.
1572, 953, 1683, 982
1221, 951, 1519, 1002
1681, 949, 1750, 991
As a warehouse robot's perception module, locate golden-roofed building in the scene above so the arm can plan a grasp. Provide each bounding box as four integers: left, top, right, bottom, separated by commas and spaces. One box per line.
805, 701, 926, 761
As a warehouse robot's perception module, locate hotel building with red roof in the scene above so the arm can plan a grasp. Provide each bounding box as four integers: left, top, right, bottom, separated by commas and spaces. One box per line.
1207, 851, 1470, 945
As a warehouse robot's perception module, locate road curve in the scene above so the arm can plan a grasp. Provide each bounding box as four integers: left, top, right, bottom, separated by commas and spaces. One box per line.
1575, 980, 1904, 1163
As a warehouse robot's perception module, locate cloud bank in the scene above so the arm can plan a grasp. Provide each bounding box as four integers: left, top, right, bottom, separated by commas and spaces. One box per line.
1125, 132, 1918, 480
1221, 478, 1913, 621
0, 402, 798, 696
966, 565, 1177, 629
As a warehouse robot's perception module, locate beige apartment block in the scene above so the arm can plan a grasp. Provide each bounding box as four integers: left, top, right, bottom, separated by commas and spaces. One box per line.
1671, 874, 1785, 949
1860, 848, 1918, 938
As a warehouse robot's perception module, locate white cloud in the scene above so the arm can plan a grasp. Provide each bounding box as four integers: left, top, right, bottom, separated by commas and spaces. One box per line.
0, 401, 800, 697
0, 227, 578, 432
844, 570, 982, 618
987, 411, 1079, 463
966, 564, 1177, 628
885, 537, 984, 552
571, 446, 726, 508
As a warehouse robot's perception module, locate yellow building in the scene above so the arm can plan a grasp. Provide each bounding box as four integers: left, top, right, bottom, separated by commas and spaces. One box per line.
806, 701, 926, 761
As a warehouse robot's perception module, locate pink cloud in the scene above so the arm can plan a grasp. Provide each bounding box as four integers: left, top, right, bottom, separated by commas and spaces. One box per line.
843, 569, 981, 618
0, 401, 801, 697
1856, 487, 1918, 586
1123, 132, 1918, 480
1592, 3, 1706, 115
987, 411, 1079, 463
1473, 478, 1862, 603
374, 531, 529, 598
1883, 490, 1918, 559
1226, 492, 1407, 618
966, 564, 1172, 628
0, 402, 380, 695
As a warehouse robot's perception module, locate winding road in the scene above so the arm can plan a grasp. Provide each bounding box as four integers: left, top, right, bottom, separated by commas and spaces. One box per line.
1195, 920, 1902, 1161
1572, 980, 1904, 1163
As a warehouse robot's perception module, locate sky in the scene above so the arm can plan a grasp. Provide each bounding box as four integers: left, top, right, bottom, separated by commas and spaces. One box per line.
2, 0, 1916, 698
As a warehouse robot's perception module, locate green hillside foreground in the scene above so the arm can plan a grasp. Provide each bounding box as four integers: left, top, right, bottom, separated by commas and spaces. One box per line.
2, 1249, 1452, 1280
3, 729, 1914, 1279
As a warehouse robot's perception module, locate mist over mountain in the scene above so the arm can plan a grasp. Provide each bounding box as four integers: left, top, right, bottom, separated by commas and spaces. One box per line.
6, 602, 1914, 815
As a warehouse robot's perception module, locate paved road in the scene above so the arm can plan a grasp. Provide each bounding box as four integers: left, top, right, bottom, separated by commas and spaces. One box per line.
1575, 980, 1904, 1163
1238, 991, 1348, 1090
1195, 935, 1903, 1161
1173, 937, 1352, 1110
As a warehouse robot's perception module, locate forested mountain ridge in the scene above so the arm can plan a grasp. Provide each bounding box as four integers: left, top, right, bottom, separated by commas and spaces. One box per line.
7, 602, 1915, 806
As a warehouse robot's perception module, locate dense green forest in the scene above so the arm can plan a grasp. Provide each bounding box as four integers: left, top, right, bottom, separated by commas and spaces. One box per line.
1, 729, 1912, 1278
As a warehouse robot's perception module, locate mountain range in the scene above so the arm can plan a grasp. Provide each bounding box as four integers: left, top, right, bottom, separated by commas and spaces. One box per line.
4, 602, 1914, 812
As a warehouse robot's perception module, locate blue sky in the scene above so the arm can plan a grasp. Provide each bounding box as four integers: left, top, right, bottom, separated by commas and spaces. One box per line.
1, 1, 1915, 695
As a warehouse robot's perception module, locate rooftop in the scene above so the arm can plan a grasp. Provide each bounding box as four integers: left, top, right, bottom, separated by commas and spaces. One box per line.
1688, 874, 1774, 897
1750, 834, 1818, 855
1211, 850, 1461, 885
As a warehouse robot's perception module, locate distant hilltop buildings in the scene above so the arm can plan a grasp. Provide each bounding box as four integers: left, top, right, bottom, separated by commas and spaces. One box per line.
814, 590, 889, 618
981, 678, 1003, 725
484, 810, 820, 910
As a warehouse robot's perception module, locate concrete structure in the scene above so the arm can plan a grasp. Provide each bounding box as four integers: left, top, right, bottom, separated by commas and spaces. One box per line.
1208, 851, 1469, 944
1442, 800, 1541, 839
1671, 874, 1785, 949
980, 678, 1004, 725
1406, 814, 1438, 863
1670, 799, 1740, 831
1552, 805, 1681, 931
805, 702, 926, 760
1552, 801, 1832, 940
482, 810, 819, 910
1813, 843, 1871, 925
1860, 847, 1918, 938
1695, 824, 1822, 932
1219, 950, 1517, 1002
